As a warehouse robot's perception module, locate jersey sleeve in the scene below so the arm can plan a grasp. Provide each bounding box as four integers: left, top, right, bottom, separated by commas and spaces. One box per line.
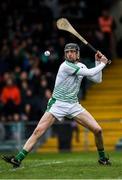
76, 62, 105, 77
87, 61, 102, 83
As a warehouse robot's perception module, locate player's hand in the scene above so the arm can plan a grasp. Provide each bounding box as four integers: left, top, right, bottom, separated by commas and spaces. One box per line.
95, 51, 103, 61
100, 55, 108, 65
95, 51, 108, 65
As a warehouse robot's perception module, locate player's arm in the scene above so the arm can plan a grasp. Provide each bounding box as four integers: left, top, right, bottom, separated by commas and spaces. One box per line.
76, 52, 108, 77
86, 51, 107, 83
87, 61, 102, 83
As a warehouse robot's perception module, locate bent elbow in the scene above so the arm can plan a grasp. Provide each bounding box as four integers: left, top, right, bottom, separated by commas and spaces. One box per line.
95, 79, 102, 83
90, 78, 102, 83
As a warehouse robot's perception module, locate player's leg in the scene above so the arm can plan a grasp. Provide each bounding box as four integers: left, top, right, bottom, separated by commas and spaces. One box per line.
23, 112, 55, 151
74, 110, 111, 165
2, 112, 56, 167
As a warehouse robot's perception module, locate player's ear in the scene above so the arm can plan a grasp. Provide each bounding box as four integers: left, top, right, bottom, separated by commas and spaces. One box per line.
64, 52, 66, 59
77, 51, 80, 60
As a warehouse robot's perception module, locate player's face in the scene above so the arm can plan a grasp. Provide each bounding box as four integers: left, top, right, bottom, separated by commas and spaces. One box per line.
65, 50, 77, 62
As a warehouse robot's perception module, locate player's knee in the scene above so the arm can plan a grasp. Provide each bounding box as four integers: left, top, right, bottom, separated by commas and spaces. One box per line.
94, 126, 102, 135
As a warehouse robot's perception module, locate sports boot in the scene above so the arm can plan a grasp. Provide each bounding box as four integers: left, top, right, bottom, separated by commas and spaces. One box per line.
1, 155, 21, 168
98, 157, 111, 165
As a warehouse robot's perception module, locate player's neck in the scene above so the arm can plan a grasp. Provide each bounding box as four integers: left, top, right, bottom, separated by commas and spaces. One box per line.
65, 59, 77, 63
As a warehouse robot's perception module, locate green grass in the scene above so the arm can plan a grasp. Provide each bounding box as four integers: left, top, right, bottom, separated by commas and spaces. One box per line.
0, 151, 121, 179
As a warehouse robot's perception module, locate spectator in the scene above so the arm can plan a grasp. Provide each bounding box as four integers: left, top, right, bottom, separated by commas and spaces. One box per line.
1, 78, 21, 119
0, 123, 5, 141
98, 9, 116, 59
54, 118, 73, 152
40, 88, 52, 114
71, 120, 80, 143
21, 104, 35, 121
38, 77, 48, 98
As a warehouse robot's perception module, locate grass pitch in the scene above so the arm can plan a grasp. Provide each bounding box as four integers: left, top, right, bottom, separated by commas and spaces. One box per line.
0, 151, 121, 179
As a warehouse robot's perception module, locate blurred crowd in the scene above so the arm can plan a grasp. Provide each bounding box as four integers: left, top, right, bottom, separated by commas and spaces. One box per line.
0, 0, 117, 124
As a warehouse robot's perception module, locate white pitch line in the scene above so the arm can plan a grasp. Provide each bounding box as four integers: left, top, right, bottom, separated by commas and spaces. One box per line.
0, 160, 70, 173
0, 159, 82, 173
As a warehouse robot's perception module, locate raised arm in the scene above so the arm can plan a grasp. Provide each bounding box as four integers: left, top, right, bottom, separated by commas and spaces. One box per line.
87, 61, 102, 83
76, 52, 108, 77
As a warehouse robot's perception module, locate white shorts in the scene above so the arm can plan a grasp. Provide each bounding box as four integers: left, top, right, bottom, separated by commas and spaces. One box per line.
46, 97, 85, 121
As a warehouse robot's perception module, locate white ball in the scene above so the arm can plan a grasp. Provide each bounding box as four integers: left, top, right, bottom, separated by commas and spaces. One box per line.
44, 50, 50, 56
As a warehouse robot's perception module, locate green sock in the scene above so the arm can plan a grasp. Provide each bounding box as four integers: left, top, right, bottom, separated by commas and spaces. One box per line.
15, 149, 28, 162
98, 149, 106, 159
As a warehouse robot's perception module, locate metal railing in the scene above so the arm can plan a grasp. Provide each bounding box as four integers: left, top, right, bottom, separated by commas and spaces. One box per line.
0, 120, 122, 152
0, 121, 51, 152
